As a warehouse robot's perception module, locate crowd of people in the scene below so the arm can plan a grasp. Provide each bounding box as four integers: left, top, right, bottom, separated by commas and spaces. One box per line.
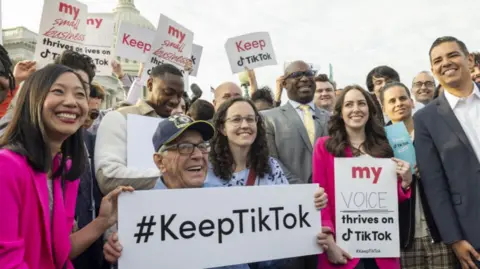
0, 34, 478, 269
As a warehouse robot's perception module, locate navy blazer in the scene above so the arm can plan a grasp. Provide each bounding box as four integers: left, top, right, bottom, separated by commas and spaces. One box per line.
414, 86, 480, 249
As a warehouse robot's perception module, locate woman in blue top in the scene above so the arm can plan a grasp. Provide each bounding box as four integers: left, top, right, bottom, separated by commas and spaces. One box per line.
206, 97, 286, 187
206, 97, 323, 269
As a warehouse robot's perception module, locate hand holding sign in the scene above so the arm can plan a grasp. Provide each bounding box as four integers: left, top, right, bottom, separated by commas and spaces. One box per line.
314, 187, 328, 209
98, 186, 135, 227
184, 59, 193, 75
317, 226, 333, 250
104, 232, 122, 264
111, 59, 124, 78
392, 157, 412, 189
414, 164, 420, 178
326, 243, 352, 264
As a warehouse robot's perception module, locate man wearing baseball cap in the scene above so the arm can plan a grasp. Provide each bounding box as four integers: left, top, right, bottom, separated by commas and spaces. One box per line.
103, 114, 225, 267
104, 115, 332, 269
151, 114, 215, 189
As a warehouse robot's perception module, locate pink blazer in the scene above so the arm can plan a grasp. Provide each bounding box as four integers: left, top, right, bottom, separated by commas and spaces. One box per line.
0, 149, 79, 269
313, 136, 411, 269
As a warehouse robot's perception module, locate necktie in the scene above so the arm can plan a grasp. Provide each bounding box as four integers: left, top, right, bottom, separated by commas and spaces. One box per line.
299, 104, 315, 145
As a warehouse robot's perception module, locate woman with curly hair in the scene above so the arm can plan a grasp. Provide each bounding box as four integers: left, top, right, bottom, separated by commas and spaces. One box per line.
206, 96, 287, 186
206, 96, 329, 269
312, 85, 413, 269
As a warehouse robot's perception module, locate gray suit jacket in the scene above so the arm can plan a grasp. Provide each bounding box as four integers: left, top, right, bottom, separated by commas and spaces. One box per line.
414, 91, 480, 248
261, 102, 330, 184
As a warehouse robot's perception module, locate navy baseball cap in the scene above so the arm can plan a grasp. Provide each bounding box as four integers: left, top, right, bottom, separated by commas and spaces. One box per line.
152, 114, 215, 152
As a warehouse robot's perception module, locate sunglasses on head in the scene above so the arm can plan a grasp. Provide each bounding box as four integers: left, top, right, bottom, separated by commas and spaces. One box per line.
285, 70, 315, 79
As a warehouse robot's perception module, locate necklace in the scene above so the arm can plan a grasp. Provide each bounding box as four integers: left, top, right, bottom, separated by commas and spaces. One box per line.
350, 141, 366, 157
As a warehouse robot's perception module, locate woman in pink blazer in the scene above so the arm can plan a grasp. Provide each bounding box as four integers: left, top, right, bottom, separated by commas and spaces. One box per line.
312, 85, 412, 269
0, 64, 132, 269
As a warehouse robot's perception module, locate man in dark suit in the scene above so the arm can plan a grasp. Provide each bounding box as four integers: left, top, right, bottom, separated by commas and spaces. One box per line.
261, 60, 329, 269
414, 36, 480, 269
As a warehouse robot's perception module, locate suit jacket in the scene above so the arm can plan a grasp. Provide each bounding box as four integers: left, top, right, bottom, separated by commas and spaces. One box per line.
414, 91, 480, 248
312, 137, 411, 269
0, 149, 79, 269
261, 102, 330, 184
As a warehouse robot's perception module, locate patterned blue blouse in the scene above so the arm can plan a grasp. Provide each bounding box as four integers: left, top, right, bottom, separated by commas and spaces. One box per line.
204, 157, 289, 187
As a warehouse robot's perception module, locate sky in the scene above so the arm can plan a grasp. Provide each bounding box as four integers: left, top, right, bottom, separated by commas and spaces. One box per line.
2, 0, 480, 102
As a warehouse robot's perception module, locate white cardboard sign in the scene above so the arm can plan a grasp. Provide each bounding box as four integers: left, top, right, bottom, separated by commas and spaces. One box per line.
142, 14, 194, 81
334, 157, 400, 258
190, 44, 203, 77
34, 0, 88, 67
126, 114, 164, 170
115, 22, 155, 62
225, 32, 277, 74
84, 14, 114, 76
118, 184, 322, 269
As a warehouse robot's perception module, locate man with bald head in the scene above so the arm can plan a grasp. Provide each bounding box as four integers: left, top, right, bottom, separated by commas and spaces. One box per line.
213, 82, 242, 110
261, 61, 330, 268
411, 71, 436, 113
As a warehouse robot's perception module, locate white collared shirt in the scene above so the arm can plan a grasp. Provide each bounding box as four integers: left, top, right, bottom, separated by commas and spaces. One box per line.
288, 99, 316, 123
412, 100, 425, 115
444, 83, 480, 162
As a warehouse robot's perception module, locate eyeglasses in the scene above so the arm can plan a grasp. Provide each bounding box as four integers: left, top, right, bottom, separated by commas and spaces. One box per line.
225, 116, 259, 126
413, 81, 435, 88
285, 70, 315, 79
89, 110, 99, 120
160, 142, 211, 155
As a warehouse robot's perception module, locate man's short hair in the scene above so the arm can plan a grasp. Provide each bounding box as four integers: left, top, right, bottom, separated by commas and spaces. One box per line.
412, 71, 436, 87
429, 36, 469, 59
314, 74, 335, 89
53, 50, 96, 83
151, 63, 183, 79
471, 52, 480, 67
366, 66, 400, 92
251, 86, 274, 106
90, 82, 106, 101
187, 99, 214, 121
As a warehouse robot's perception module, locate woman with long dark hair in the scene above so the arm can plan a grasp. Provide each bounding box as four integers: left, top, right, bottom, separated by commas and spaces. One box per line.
207, 97, 283, 186
0, 64, 132, 268
206, 96, 329, 268
312, 85, 412, 269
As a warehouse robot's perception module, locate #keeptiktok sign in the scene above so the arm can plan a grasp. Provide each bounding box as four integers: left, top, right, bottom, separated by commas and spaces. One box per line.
118, 184, 322, 269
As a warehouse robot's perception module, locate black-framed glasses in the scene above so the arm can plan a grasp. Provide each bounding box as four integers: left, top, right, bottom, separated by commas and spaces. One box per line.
285, 70, 315, 79
160, 142, 211, 155
413, 81, 435, 88
225, 115, 259, 126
